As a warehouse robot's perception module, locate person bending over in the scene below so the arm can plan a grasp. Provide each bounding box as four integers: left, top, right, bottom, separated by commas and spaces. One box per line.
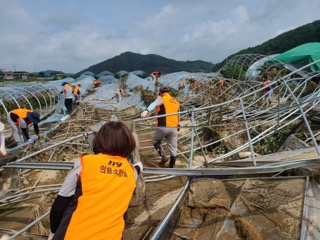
7, 109, 41, 146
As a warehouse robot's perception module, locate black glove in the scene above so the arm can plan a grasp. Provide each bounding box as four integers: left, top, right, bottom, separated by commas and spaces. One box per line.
133, 162, 143, 174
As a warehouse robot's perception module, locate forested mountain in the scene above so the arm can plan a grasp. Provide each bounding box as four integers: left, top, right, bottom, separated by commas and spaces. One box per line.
78, 20, 320, 75
78, 52, 213, 75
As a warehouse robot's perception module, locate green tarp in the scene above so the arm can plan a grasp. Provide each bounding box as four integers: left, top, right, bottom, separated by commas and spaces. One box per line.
274, 42, 320, 72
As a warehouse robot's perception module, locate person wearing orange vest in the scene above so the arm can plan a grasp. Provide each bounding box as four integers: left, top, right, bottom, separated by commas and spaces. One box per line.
48, 121, 143, 240
61, 82, 74, 115
0, 122, 7, 156
93, 79, 102, 87
217, 77, 224, 91
141, 85, 180, 168
73, 84, 81, 104
114, 88, 123, 102
7, 108, 41, 145
178, 79, 185, 91
262, 74, 273, 104
151, 71, 161, 81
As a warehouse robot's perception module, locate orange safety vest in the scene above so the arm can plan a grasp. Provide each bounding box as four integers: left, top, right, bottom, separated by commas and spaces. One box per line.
218, 78, 224, 89
116, 88, 123, 94
152, 72, 161, 78
11, 109, 32, 125
63, 84, 72, 93
73, 86, 80, 95
94, 79, 101, 85
156, 93, 180, 127
60, 153, 136, 240
179, 80, 184, 87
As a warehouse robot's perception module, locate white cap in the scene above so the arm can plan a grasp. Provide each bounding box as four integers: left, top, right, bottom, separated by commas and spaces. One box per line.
0, 122, 4, 132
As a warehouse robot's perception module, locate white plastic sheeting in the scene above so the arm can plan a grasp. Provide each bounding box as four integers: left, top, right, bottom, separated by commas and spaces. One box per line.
99, 75, 118, 83
86, 72, 218, 111
0, 76, 96, 126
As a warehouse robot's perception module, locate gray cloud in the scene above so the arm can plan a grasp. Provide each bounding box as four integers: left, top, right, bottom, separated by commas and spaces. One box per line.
0, 0, 319, 73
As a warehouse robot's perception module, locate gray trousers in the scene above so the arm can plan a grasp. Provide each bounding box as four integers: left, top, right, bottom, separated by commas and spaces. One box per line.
7, 114, 23, 144
264, 90, 273, 103
116, 92, 122, 102
152, 126, 177, 157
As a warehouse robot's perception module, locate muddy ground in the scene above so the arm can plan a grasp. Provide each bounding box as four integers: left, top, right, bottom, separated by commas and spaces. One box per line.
122, 176, 307, 240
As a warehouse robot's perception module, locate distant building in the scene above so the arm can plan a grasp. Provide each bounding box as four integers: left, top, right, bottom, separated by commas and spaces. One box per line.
0, 71, 30, 80
13, 71, 30, 80
2, 71, 14, 80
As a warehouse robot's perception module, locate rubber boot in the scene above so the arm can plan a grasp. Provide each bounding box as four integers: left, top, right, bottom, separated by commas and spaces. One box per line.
153, 141, 167, 164
169, 156, 176, 168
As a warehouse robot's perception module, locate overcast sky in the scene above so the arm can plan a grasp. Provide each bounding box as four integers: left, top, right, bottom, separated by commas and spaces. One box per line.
1, 0, 319, 73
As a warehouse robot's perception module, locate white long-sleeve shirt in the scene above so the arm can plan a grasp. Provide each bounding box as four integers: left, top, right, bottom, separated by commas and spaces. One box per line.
147, 96, 163, 112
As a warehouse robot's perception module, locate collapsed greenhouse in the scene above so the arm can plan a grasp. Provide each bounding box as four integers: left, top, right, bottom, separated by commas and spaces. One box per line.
0, 53, 320, 239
